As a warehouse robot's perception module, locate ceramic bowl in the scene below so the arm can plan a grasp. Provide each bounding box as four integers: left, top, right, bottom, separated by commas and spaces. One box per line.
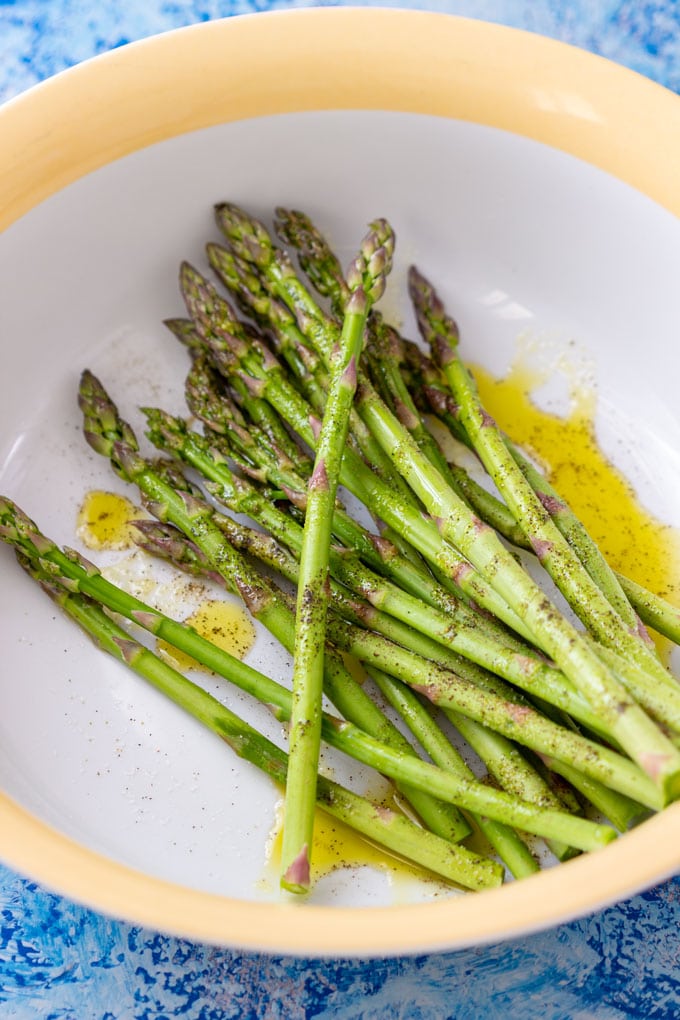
2, 9, 680, 956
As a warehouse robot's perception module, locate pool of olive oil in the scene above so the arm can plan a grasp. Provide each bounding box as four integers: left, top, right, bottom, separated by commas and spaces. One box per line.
472, 354, 680, 604
76, 490, 142, 550
157, 599, 256, 671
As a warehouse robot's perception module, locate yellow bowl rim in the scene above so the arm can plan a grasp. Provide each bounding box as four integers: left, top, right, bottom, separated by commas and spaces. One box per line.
2, 7, 680, 955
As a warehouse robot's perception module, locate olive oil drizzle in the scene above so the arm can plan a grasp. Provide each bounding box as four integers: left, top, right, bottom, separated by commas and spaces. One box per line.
472, 353, 680, 607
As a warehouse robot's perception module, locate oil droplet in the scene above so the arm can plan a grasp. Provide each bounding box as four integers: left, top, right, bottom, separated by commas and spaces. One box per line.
158, 599, 256, 672
471, 350, 680, 622
77, 490, 142, 550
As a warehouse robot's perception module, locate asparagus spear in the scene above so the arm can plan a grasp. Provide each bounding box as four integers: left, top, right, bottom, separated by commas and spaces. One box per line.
184, 355, 517, 647
206, 241, 427, 571
267, 213, 537, 583
359, 372, 680, 797
617, 575, 680, 646
140, 493, 560, 868
365, 667, 541, 876
0, 495, 469, 843
214, 201, 349, 353
414, 344, 648, 631
194, 211, 680, 794
173, 323, 308, 469
213, 204, 680, 693
365, 323, 529, 550
134, 514, 554, 873
281, 223, 390, 893
135, 486, 566, 869
268, 210, 462, 512
211, 205, 433, 567
322, 613, 662, 808
172, 308, 553, 862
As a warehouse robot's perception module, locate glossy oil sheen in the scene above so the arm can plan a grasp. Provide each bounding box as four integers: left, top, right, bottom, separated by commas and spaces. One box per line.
475, 351, 680, 604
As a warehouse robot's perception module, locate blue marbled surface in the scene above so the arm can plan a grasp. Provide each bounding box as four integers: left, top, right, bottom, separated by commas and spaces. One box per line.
2, 0, 680, 104
2, 1, 680, 1017
3, 868, 680, 1017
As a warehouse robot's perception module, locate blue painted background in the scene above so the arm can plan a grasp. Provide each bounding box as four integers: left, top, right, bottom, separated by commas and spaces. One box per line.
2, 1, 680, 1016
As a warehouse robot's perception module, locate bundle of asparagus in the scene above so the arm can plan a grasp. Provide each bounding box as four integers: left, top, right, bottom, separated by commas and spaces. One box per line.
3, 203, 680, 899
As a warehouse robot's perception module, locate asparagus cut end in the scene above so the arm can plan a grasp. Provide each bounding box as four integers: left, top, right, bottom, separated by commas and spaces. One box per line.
281, 845, 311, 894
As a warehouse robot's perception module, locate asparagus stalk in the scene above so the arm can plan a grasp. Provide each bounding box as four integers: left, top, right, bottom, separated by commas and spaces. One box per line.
183, 356, 516, 647
214, 205, 470, 576
141, 405, 669, 824
281, 223, 390, 893
184, 354, 312, 495
271, 207, 493, 540
175, 224, 680, 798
322, 614, 663, 809
135, 484, 568, 824
15, 558, 501, 891
178, 330, 308, 470
505, 440, 645, 632
77, 376, 627, 849
214, 201, 353, 355
365, 317, 465, 496
136, 482, 621, 819
224, 416, 535, 669
211, 206, 433, 562
590, 642, 680, 733
212, 204, 677, 691
358, 373, 680, 797
617, 575, 680, 646
365, 324, 529, 550
212, 205, 444, 572
435, 705, 577, 861
0, 496, 471, 845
